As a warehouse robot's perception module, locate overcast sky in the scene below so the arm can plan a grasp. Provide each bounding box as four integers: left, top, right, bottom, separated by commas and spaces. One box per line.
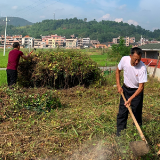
0, 0, 159, 31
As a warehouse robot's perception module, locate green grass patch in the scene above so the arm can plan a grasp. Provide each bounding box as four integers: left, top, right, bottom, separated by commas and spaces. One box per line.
90, 54, 117, 66
0, 70, 7, 86
0, 50, 9, 68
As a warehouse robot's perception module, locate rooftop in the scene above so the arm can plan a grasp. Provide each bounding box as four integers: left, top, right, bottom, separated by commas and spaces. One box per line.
140, 43, 160, 50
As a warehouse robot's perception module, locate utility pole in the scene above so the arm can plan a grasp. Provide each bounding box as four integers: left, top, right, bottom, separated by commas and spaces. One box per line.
3, 17, 10, 56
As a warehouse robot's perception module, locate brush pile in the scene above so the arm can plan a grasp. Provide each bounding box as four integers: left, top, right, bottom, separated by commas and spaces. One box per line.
17, 50, 101, 88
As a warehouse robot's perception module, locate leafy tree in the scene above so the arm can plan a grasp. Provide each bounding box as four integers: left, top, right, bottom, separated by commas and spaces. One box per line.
111, 37, 131, 61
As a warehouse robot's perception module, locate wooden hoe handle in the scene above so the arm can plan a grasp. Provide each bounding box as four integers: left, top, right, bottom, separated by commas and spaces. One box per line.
121, 92, 147, 143
30, 48, 36, 54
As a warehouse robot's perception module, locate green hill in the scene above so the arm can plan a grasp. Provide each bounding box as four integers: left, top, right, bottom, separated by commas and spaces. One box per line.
0, 17, 33, 27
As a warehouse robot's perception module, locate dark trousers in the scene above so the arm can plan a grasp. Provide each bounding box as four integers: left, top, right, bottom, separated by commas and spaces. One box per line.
117, 85, 143, 136
6, 69, 17, 86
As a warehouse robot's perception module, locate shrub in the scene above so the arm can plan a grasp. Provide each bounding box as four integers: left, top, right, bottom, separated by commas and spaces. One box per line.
18, 49, 102, 88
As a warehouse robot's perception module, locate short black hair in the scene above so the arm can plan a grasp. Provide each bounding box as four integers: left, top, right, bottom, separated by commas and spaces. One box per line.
13, 42, 20, 48
131, 47, 143, 55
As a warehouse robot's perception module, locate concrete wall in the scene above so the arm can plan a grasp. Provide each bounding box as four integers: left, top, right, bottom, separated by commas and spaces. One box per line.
147, 66, 160, 81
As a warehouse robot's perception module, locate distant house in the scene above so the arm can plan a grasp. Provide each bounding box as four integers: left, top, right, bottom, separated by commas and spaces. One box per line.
90, 40, 100, 46
140, 43, 160, 59
34, 39, 46, 48
82, 37, 90, 45
101, 42, 113, 48
140, 43, 160, 68
95, 44, 107, 48
42, 34, 65, 48
22, 35, 34, 48
66, 39, 77, 49
130, 42, 139, 48
48, 39, 56, 48
0, 35, 22, 48
113, 36, 135, 46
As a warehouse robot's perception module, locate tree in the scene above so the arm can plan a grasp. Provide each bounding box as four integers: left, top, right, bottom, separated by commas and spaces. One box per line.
111, 37, 131, 61
84, 18, 87, 22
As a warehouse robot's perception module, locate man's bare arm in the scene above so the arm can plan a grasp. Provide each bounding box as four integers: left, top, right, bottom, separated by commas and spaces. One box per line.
21, 54, 30, 60
116, 67, 123, 94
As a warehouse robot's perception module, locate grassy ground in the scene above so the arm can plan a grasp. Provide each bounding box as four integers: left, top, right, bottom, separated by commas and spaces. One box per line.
90, 55, 117, 66
0, 75, 159, 159
0, 70, 7, 86
0, 50, 9, 68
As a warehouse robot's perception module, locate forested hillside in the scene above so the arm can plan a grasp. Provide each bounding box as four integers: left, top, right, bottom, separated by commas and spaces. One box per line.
0, 17, 33, 27
1, 17, 160, 43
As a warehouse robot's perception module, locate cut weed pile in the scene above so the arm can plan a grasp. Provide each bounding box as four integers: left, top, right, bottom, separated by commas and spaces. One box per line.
0, 76, 160, 159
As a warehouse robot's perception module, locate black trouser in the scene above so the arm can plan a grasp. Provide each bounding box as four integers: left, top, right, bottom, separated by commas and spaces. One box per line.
6, 69, 17, 86
117, 84, 143, 136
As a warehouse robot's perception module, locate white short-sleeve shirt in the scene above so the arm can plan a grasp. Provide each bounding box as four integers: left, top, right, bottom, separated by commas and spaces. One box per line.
118, 56, 147, 88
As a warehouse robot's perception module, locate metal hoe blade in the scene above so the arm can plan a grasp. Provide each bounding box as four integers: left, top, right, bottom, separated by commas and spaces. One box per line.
129, 141, 150, 157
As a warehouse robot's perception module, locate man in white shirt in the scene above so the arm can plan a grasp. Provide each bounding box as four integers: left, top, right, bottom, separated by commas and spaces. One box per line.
116, 47, 147, 136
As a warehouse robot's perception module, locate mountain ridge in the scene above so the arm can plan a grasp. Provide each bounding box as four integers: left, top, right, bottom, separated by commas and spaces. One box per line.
0, 17, 33, 27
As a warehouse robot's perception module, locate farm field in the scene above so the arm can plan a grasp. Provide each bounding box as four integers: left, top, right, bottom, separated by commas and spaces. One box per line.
0, 49, 159, 159
0, 76, 159, 159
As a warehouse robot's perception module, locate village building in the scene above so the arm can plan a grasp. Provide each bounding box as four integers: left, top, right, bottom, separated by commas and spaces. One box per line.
113, 36, 135, 46
95, 44, 107, 48
66, 39, 77, 49
34, 39, 46, 48
22, 35, 34, 48
0, 35, 22, 48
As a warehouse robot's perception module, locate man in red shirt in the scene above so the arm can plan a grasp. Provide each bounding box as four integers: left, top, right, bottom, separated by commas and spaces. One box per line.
7, 42, 31, 87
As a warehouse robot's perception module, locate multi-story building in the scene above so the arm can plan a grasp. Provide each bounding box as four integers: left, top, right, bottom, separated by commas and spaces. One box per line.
48, 39, 56, 48
70, 34, 75, 39
90, 40, 100, 46
42, 34, 65, 48
0, 35, 22, 48
6, 39, 19, 47
77, 38, 83, 47
42, 35, 51, 47
113, 36, 135, 46
129, 37, 135, 43
22, 35, 34, 48
82, 37, 90, 45
0, 36, 12, 45
66, 39, 77, 49
51, 35, 65, 47
13, 35, 22, 45
34, 39, 46, 48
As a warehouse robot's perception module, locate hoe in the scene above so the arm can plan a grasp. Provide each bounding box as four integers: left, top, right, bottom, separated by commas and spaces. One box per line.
121, 92, 150, 156
30, 48, 36, 54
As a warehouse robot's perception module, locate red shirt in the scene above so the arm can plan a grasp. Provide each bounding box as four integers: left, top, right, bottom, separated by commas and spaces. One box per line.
7, 49, 23, 70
